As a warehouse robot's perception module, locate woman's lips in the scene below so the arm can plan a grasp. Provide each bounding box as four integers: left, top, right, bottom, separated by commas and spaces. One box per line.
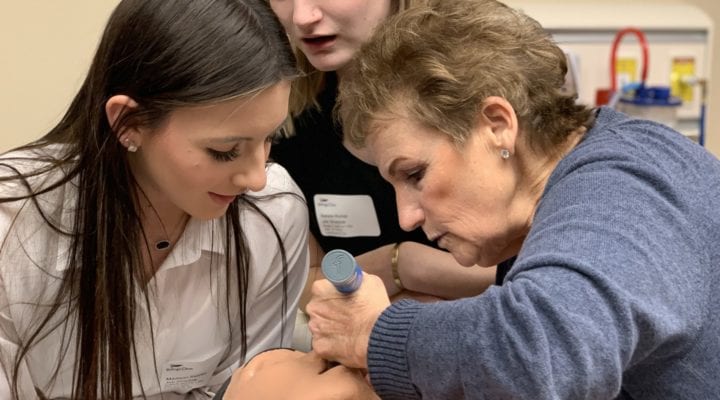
301, 35, 337, 52
428, 232, 446, 242
209, 192, 237, 205
436, 234, 450, 250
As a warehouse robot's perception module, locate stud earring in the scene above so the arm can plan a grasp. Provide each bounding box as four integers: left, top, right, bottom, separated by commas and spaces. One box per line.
123, 137, 138, 153
500, 149, 510, 159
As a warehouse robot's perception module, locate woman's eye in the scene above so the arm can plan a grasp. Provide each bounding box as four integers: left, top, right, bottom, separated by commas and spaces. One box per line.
207, 145, 240, 162
405, 167, 425, 183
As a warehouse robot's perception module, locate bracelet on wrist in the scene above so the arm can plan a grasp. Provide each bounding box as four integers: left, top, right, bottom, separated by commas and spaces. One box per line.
391, 242, 404, 291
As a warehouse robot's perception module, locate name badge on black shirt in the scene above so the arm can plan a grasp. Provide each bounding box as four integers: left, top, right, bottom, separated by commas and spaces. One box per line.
313, 194, 381, 237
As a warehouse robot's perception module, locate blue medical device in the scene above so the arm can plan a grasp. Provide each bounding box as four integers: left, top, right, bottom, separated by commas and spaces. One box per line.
321, 249, 363, 293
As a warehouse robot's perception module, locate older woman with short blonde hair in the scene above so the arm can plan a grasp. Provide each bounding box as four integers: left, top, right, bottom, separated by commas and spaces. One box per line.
306, 0, 720, 398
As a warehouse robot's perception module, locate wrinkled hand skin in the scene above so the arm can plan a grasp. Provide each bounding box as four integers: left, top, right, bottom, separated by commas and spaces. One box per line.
222, 349, 379, 400
306, 274, 391, 369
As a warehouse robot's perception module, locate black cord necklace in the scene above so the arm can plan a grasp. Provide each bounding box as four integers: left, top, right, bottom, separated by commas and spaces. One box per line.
140, 193, 188, 251
155, 238, 171, 251
151, 209, 188, 251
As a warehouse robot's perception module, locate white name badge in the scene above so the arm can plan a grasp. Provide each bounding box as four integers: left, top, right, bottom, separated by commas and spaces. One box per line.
161, 359, 216, 393
314, 194, 381, 238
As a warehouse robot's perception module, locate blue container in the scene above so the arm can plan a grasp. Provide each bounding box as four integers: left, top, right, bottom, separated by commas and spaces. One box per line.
617, 85, 681, 128
618, 85, 682, 107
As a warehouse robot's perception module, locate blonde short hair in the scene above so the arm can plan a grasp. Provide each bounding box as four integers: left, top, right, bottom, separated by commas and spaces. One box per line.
338, 0, 594, 155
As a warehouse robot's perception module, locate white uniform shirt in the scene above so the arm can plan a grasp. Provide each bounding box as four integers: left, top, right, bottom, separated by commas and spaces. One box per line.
0, 159, 309, 399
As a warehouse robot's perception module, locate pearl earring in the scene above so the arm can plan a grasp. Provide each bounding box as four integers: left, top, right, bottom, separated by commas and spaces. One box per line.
500, 149, 510, 159
123, 137, 138, 153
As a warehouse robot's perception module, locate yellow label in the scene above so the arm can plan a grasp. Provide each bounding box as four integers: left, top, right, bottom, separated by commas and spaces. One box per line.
670, 57, 695, 102
615, 57, 637, 89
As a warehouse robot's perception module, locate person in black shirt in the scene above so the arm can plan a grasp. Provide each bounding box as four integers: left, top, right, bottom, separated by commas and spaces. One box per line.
268, 0, 496, 309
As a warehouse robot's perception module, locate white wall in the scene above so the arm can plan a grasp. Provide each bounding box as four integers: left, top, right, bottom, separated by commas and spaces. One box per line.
2, 0, 719, 157
0, 1, 119, 151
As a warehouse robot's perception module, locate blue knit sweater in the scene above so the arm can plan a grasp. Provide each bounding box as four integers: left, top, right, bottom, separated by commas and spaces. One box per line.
367, 107, 720, 399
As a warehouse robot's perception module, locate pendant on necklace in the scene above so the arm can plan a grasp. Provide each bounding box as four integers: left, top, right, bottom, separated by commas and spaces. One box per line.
155, 240, 171, 251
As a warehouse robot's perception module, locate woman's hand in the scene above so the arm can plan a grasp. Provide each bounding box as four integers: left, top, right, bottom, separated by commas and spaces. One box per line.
306, 274, 390, 369
222, 349, 378, 400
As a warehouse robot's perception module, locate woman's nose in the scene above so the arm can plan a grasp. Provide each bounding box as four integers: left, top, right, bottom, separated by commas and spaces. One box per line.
232, 142, 269, 193
396, 192, 424, 232
292, 0, 322, 29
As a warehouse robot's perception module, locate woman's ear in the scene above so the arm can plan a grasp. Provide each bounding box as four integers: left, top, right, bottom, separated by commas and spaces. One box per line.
105, 95, 139, 139
477, 96, 519, 155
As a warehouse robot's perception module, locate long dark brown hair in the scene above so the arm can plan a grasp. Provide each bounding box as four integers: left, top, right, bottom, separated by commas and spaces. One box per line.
0, 0, 298, 398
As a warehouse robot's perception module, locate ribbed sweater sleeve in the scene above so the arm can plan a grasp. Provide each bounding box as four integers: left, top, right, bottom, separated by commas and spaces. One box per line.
368, 300, 425, 399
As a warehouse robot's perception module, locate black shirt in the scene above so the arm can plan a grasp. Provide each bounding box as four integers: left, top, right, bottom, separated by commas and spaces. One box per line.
270, 73, 433, 255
